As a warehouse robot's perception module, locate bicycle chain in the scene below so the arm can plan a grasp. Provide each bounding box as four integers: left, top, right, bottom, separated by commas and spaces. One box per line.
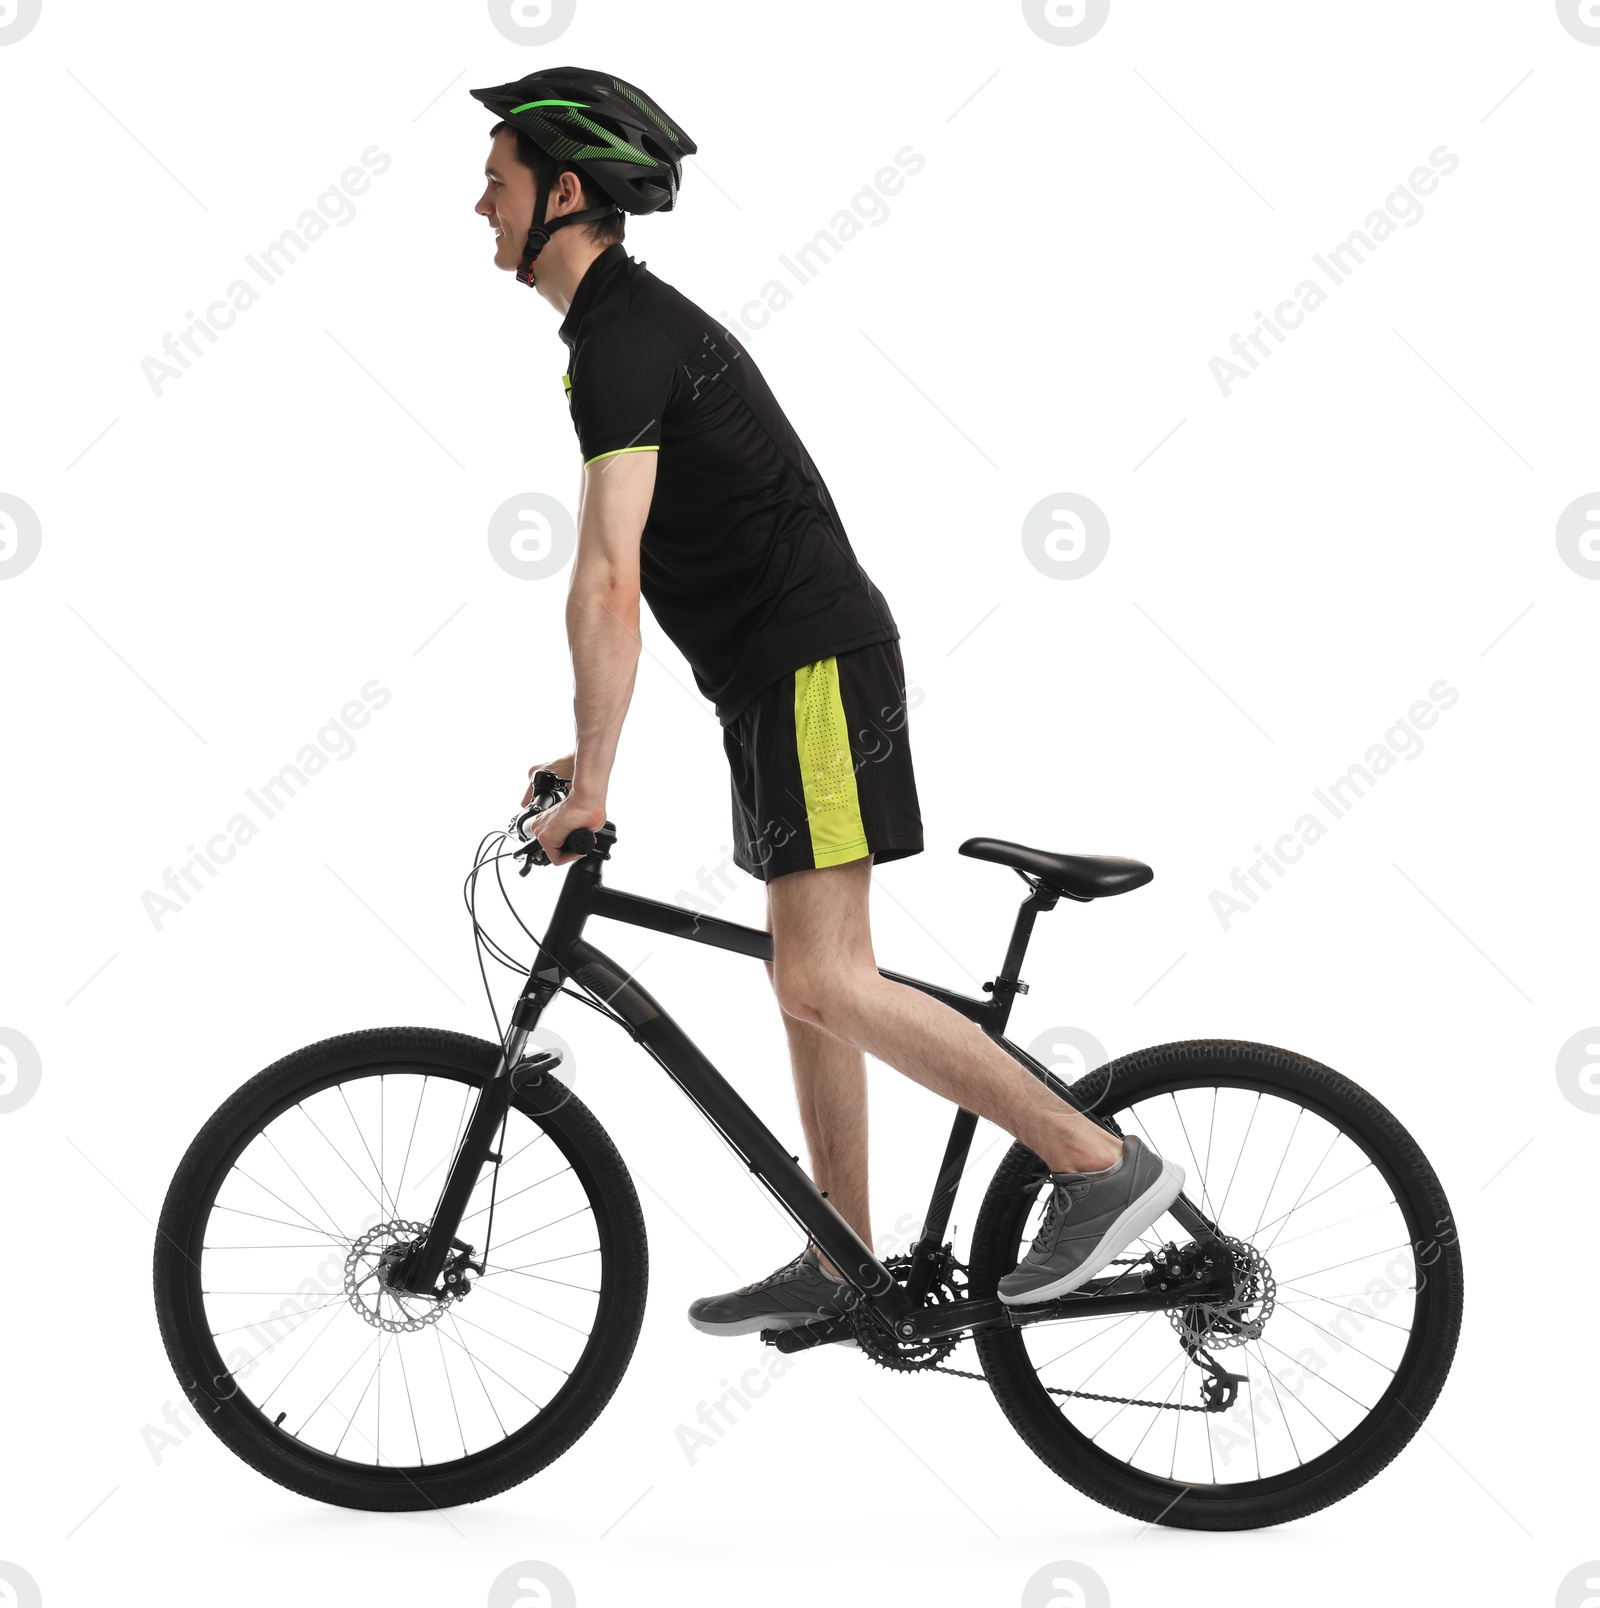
919, 1257, 1223, 1413
925, 1358, 1220, 1412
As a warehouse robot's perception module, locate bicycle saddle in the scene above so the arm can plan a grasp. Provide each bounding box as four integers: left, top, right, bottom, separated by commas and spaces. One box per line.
959, 837, 1154, 900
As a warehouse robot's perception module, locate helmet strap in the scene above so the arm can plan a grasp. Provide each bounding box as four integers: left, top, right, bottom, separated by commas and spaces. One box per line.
515, 170, 619, 287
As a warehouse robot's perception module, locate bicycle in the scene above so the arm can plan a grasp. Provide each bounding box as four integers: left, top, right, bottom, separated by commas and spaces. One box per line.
153, 771, 1463, 1526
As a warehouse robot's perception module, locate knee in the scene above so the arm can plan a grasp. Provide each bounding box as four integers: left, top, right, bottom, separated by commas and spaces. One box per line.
772, 965, 865, 1032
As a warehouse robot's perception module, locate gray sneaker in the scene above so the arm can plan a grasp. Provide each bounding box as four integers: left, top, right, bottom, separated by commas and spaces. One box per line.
998, 1135, 1186, 1306
688, 1246, 857, 1337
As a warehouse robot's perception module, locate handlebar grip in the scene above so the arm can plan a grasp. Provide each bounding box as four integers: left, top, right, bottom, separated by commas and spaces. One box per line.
523, 826, 595, 870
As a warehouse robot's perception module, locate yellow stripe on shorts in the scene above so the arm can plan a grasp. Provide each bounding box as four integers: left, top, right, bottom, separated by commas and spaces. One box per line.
793, 656, 868, 868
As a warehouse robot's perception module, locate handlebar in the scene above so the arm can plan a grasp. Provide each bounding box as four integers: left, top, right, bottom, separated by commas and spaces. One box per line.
511, 769, 600, 875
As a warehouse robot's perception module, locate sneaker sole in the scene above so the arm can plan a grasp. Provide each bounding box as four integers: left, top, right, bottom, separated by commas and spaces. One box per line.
686, 1308, 854, 1337
998, 1159, 1187, 1306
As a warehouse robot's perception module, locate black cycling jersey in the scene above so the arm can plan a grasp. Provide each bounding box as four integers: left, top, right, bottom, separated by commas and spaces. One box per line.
558, 243, 899, 727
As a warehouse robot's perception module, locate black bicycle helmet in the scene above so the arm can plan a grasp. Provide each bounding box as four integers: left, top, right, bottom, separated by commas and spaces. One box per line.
470, 67, 696, 285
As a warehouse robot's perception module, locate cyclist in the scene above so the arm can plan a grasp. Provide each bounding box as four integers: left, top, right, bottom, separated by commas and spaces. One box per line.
470, 68, 1182, 1335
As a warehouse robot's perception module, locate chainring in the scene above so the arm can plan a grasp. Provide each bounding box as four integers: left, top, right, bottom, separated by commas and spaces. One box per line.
848, 1248, 971, 1372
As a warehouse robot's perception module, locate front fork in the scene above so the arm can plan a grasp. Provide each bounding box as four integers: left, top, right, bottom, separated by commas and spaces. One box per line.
392, 1024, 530, 1297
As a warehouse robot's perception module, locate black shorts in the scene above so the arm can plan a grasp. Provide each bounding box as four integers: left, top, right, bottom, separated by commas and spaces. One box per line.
722, 638, 924, 883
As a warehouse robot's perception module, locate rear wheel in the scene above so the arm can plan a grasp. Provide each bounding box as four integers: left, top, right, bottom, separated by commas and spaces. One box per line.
153, 1026, 647, 1510
970, 1039, 1463, 1530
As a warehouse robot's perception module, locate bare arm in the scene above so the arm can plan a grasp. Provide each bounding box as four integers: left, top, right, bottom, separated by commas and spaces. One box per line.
525, 449, 656, 861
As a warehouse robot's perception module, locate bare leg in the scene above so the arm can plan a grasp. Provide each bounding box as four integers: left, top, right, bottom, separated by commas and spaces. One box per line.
765, 858, 1122, 1277
764, 886, 872, 1281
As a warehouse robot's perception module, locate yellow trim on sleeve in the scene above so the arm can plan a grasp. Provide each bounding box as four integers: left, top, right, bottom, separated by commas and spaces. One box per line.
583, 444, 660, 467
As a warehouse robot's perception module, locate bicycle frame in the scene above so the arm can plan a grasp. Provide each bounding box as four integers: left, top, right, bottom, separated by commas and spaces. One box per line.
399, 827, 1223, 1340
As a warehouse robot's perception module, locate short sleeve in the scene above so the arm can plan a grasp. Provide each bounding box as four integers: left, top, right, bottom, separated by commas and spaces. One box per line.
568, 317, 679, 467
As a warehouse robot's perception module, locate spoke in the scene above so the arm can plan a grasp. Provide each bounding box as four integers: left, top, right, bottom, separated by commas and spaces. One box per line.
475, 1279, 594, 1338
202, 1290, 345, 1297
258, 1128, 354, 1243
336, 1082, 395, 1225
203, 1242, 339, 1250
1256, 1333, 1375, 1415
449, 1309, 574, 1380
478, 1267, 598, 1295
1259, 1128, 1343, 1255
1202, 1086, 1218, 1222
1167, 1092, 1215, 1220
1035, 1312, 1141, 1372
1206, 1375, 1217, 1484
1267, 1195, 1397, 1253
459, 1164, 574, 1224
375, 1332, 387, 1464
1276, 1301, 1401, 1375
1258, 1160, 1377, 1251
434, 1323, 468, 1458
1276, 1288, 1414, 1335
1127, 1368, 1183, 1464
442, 1310, 516, 1432
1251, 1105, 1304, 1238
1277, 1283, 1416, 1300
477, 1247, 601, 1277
209, 1202, 353, 1245
1275, 1244, 1408, 1286
392, 1075, 429, 1220
488, 1204, 592, 1252
210, 1292, 342, 1344
296, 1100, 398, 1227
1091, 1347, 1190, 1440
1250, 1340, 1303, 1466
395, 1329, 424, 1466
227, 1162, 347, 1249
296, 1332, 380, 1440
257, 1296, 347, 1408
335, 1335, 387, 1458
1214, 1091, 1261, 1228
1245, 1343, 1260, 1480
1072, 1311, 1163, 1391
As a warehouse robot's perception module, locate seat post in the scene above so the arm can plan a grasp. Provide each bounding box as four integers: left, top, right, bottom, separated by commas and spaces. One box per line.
982, 873, 1060, 1032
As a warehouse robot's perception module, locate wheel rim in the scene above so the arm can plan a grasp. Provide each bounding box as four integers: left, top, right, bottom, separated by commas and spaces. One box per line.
173, 1062, 614, 1480
994, 1071, 1446, 1497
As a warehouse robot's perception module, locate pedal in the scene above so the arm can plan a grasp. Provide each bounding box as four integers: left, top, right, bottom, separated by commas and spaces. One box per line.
509, 1051, 563, 1094
764, 1314, 855, 1353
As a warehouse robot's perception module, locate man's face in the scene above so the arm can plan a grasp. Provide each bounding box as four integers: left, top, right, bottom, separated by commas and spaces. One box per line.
476, 129, 535, 273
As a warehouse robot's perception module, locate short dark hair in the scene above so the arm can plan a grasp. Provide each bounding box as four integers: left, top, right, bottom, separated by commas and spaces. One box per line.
489, 119, 625, 248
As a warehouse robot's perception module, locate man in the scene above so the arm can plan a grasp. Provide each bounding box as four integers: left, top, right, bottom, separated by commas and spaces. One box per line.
469, 68, 1183, 1335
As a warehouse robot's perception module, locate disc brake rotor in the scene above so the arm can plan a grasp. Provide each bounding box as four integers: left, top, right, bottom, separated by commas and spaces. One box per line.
1168, 1233, 1276, 1350
344, 1218, 470, 1333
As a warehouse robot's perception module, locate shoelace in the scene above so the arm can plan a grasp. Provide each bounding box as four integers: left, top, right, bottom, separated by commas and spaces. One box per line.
1030, 1177, 1090, 1253
737, 1248, 840, 1296
738, 1252, 810, 1295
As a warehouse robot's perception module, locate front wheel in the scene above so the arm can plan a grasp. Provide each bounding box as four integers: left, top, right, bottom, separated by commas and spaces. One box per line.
153, 1026, 647, 1510
970, 1039, 1463, 1530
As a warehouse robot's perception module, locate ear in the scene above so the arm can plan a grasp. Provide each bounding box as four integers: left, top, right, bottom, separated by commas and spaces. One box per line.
557, 168, 589, 213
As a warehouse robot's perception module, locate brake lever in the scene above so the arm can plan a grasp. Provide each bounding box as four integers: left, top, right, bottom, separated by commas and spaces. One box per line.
511, 772, 591, 874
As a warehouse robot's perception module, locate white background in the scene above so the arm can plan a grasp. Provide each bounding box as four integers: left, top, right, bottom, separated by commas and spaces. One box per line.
2, 1, 1596, 1604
